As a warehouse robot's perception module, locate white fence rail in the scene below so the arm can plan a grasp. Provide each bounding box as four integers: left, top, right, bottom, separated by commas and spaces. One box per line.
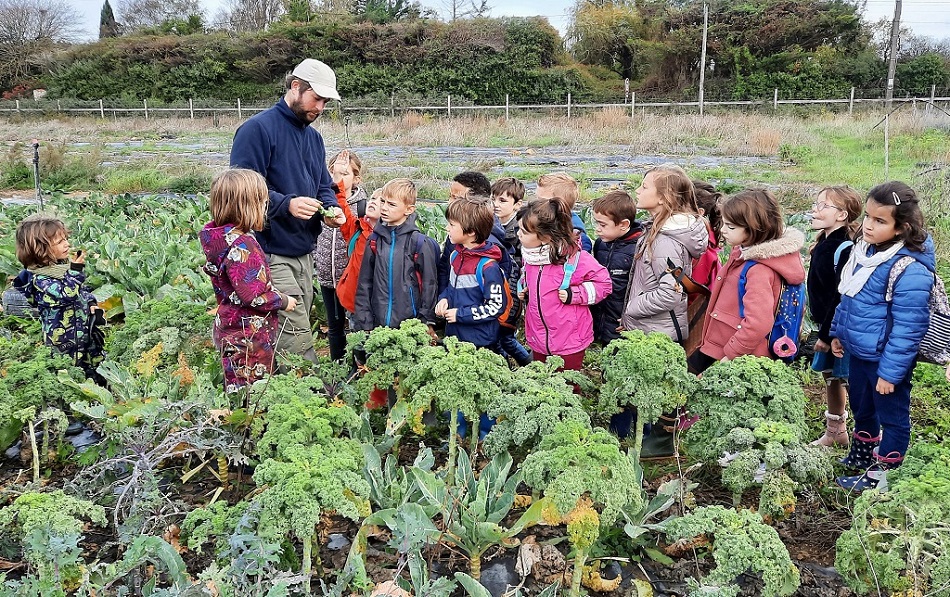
1, 87, 948, 120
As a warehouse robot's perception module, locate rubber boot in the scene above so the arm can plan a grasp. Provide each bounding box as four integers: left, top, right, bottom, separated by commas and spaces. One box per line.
839, 430, 880, 470
640, 414, 678, 460
811, 410, 850, 448
837, 448, 903, 492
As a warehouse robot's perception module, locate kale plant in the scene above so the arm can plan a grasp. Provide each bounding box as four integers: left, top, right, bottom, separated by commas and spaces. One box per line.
105, 295, 213, 368
0, 491, 106, 589
661, 505, 801, 597
597, 331, 694, 460
835, 441, 950, 596
483, 357, 590, 460
683, 356, 828, 519
402, 337, 510, 485
521, 420, 644, 597
347, 319, 432, 404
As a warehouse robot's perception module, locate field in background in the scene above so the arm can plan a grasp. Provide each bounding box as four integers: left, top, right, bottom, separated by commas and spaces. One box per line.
2, 108, 949, 255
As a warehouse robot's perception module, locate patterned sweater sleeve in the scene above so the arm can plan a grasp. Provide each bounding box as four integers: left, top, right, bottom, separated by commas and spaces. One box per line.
32, 266, 93, 310
225, 234, 284, 311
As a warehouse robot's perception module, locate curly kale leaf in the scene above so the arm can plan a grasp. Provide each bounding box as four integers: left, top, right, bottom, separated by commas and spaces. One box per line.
0, 491, 106, 570
521, 420, 642, 526
835, 441, 950, 595
483, 359, 590, 458
597, 330, 692, 424
256, 380, 359, 461
353, 319, 432, 399
181, 501, 249, 558
662, 505, 800, 597
253, 440, 370, 541
403, 337, 509, 421
106, 296, 212, 366
686, 356, 808, 462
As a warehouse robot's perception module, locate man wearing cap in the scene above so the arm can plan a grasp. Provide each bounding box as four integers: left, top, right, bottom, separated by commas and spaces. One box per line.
230, 58, 346, 362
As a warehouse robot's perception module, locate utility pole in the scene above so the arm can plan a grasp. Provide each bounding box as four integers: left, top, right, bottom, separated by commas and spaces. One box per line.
885, 0, 902, 109
699, 2, 708, 116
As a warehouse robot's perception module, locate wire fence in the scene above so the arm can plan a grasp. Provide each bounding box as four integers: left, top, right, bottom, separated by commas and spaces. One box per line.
1, 86, 949, 120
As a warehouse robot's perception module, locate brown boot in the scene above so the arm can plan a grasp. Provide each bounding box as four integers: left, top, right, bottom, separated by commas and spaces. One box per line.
811, 410, 849, 448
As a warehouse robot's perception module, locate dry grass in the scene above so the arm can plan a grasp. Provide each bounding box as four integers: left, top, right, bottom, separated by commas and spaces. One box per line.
1, 109, 943, 160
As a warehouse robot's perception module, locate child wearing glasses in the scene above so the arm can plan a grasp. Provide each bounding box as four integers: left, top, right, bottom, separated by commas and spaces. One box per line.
807, 186, 862, 448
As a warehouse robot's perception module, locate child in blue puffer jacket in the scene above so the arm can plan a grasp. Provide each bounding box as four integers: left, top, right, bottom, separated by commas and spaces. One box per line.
831, 181, 935, 492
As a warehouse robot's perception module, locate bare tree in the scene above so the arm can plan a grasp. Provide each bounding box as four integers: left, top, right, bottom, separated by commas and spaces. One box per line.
117, 0, 204, 31
441, 0, 489, 21
0, 0, 80, 87
214, 0, 285, 32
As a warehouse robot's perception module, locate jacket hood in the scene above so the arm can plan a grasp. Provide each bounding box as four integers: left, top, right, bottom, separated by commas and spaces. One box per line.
454, 241, 503, 262
895, 235, 936, 273
12, 269, 32, 292
659, 214, 709, 259
373, 213, 422, 237
200, 222, 249, 269
738, 226, 806, 284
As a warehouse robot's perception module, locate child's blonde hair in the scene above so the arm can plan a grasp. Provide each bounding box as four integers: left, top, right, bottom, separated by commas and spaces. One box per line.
640, 164, 699, 255
15, 214, 68, 269
381, 178, 417, 206
210, 169, 268, 232
538, 172, 579, 209
328, 150, 363, 179
721, 189, 784, 246
809, 185, 862, 255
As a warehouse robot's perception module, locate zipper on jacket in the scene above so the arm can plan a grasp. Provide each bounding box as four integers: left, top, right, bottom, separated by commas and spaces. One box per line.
386, 229, 396, 326
537, 265, 552, 355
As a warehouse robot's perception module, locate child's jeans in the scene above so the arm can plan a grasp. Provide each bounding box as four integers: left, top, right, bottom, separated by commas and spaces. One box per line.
498, 327, 532, 366
849, 355, 912, 456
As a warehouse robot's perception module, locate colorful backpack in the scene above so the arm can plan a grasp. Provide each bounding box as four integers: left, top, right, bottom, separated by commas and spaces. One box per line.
886, 256, 950, 365
738, 261, 807, 363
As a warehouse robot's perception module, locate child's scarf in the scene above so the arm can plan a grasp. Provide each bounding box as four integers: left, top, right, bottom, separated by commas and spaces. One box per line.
838, 240, 904, 297
522, 244, 553, 266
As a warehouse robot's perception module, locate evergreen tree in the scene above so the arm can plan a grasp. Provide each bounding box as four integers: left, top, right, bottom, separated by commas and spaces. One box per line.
99, 0, 120, 38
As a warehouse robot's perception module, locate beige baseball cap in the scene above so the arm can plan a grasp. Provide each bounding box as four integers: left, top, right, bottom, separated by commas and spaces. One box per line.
291, 59, 340, 101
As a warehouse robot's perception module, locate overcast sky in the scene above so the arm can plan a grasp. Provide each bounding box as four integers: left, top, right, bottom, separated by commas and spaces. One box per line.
69, 0, 950, 48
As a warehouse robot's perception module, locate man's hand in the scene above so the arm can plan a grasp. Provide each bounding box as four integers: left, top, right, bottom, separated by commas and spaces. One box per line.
831, 338, 844, 357
289, 196, 323, 220
323, 206, 345, 228
284, 296, 298, 312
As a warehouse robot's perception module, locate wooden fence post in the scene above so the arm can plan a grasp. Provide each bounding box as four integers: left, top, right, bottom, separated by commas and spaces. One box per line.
56, 100, 61, 112
848, 87, 855, 116
100, 99, 105, 119
391, 92, 395, 118
447, 95, 451, 117
773, 88, 778, 110
630, 92, 635, 118
143, 99, 149, 119
567, 93, 572, 119
930, 85, 936, 114
15, 100, 19, 113
237, 98, 242, 120
189, 98, 194, 119
505, 94, 509, 121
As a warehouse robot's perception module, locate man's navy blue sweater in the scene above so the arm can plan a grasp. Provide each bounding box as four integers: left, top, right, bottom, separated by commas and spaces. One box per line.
230, 100, 339, 257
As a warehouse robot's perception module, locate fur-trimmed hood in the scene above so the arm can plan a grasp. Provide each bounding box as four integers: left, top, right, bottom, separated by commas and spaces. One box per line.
736, 227, 806, 285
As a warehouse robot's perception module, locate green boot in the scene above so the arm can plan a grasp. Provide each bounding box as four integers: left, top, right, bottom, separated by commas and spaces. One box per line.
640, 414, 678, 460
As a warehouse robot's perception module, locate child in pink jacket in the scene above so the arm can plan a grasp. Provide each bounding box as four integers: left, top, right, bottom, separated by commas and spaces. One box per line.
517, 197, 611, 370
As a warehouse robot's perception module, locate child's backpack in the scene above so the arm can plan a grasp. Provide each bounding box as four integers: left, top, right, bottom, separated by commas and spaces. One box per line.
450, 251, 514, 327
738, 261, 807, 363
886, 256, 950, 365
517, 252, 581, 295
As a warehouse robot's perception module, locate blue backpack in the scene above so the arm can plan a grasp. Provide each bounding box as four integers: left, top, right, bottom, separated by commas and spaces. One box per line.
738, 261, 807, 363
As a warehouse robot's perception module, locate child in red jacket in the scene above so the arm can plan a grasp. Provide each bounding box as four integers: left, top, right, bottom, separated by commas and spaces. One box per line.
694, 189, 805, 374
